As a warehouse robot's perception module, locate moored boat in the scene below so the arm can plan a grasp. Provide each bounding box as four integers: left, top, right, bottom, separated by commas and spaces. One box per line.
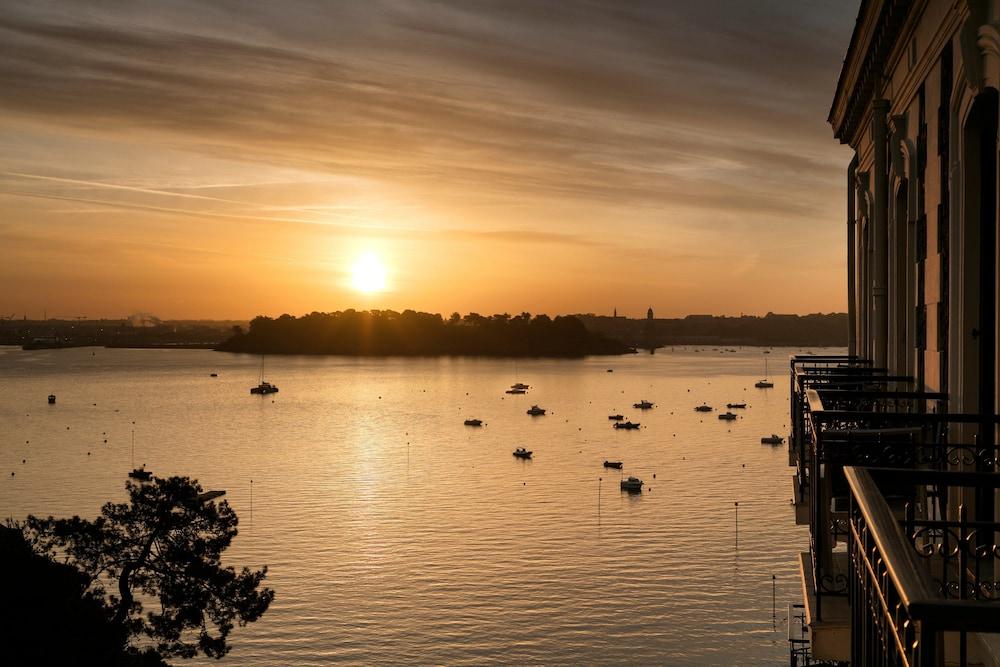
603, 460, 623, 469
513, 447, 532, 459
608, 414, 625, 420
694, 404, 712, 412
726, 403, 747, 409
464, 418, 483, 427
620, 476, 643, 492
718, 411, 737, 421
761, 434, 784, 445
526, 405, 546, 416
633, 400, 654, 409
613, 421, 640, 430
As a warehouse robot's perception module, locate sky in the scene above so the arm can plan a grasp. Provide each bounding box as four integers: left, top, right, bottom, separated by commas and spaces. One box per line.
0, 0, 860, 320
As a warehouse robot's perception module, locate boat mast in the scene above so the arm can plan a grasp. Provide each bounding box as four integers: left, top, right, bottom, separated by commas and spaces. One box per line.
131, 429, 135, 468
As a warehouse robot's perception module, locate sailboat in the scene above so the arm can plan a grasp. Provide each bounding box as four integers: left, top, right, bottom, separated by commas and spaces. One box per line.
128, 430, 152, 481
250, 355, 279, 395
754, 354, 774, 388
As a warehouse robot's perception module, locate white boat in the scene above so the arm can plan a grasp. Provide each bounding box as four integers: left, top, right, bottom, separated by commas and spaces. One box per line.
526, 405, 546, 416
620, 476, 643, 492
633, 400, 654, 409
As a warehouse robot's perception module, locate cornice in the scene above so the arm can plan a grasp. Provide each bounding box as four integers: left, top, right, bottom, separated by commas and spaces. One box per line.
830, 0, 914, 144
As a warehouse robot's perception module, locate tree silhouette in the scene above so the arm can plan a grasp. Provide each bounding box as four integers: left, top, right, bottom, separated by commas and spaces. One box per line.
25, 476, 273, 661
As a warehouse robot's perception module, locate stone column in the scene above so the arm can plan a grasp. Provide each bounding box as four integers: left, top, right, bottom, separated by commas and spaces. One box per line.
848, 155, 859, 356
872, 99, 890, 368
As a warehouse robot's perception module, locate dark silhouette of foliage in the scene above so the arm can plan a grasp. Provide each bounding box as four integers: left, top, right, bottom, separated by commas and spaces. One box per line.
217, 310, 633, 357
0, 523, 169, 666
23, 476, 273, 662
577, 311, 849, 347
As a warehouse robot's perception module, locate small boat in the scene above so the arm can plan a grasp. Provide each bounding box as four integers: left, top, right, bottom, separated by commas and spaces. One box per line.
47, 394, 56, 404
761, 434, 785, 445
127, 431, 151, 480
505, 388, 526, 394
633, 400, 654, 409
250, 356, 278, 394
694, 404, 712, 412
526, 405, 546, 416
603, 460, 623, 469
608, 414, 625, 420
511, 383, 530, 390
210, 373, 218, 377
197, 490, 226, 502
606, 369, 614, 373
513, 448, 532, 459
726, 403, 747, 409
614, 421, 641, 430
718, 411, 737, 421
755, 355, 774, 388
464, 418, 483, 427
620, 476, 643, 492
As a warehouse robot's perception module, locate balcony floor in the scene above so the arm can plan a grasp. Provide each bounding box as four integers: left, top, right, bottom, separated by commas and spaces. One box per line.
798, 551, 850, 662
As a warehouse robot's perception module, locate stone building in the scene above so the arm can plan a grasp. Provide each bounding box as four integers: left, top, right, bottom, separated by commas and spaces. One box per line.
789, 1, 1000, 664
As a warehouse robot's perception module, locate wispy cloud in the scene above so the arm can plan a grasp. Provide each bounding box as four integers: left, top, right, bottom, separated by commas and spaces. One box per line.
0, 0, 859, 318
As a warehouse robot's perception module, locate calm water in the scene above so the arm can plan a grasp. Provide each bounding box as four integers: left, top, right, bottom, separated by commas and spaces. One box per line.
0, 346, 826, 665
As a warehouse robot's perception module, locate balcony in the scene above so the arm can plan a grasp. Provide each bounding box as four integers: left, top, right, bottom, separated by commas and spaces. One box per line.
786, 354, 1000, 664
846, 467, 1000, 666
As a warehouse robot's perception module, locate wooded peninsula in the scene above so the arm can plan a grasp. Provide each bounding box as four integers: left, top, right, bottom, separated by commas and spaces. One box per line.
217, 310, 634, 357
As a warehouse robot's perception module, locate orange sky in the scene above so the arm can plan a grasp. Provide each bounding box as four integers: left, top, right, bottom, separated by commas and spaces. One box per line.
0, 1, 858, 320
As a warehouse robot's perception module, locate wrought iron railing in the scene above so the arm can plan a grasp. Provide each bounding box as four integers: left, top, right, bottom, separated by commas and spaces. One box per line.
846, 467, 1000, 666
807, 408, 1000, 619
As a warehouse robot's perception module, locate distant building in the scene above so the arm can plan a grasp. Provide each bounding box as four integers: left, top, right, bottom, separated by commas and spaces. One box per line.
646, 307, 653, 321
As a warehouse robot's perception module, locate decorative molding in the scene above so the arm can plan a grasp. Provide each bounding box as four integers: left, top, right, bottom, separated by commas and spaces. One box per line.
889, 113, 913, 180
959, 1, 987, 90
857, 170, 873, 223
977, 22, 1000, 89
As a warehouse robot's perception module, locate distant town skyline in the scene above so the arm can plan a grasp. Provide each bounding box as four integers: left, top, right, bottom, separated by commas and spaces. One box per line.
0, 1, 858, 319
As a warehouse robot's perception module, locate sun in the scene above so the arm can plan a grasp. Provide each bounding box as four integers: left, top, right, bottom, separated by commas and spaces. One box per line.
350, 252, 388, 293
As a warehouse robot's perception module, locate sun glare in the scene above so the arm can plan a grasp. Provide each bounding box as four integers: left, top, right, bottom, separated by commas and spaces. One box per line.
350, 252, 388, 293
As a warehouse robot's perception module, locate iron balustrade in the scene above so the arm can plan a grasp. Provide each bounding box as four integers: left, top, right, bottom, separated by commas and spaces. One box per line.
846, 467, 1000, 667
803, 400, 1000, 621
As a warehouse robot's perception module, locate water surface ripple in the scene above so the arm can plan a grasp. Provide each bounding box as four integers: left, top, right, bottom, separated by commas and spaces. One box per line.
0, 346, 823, 665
